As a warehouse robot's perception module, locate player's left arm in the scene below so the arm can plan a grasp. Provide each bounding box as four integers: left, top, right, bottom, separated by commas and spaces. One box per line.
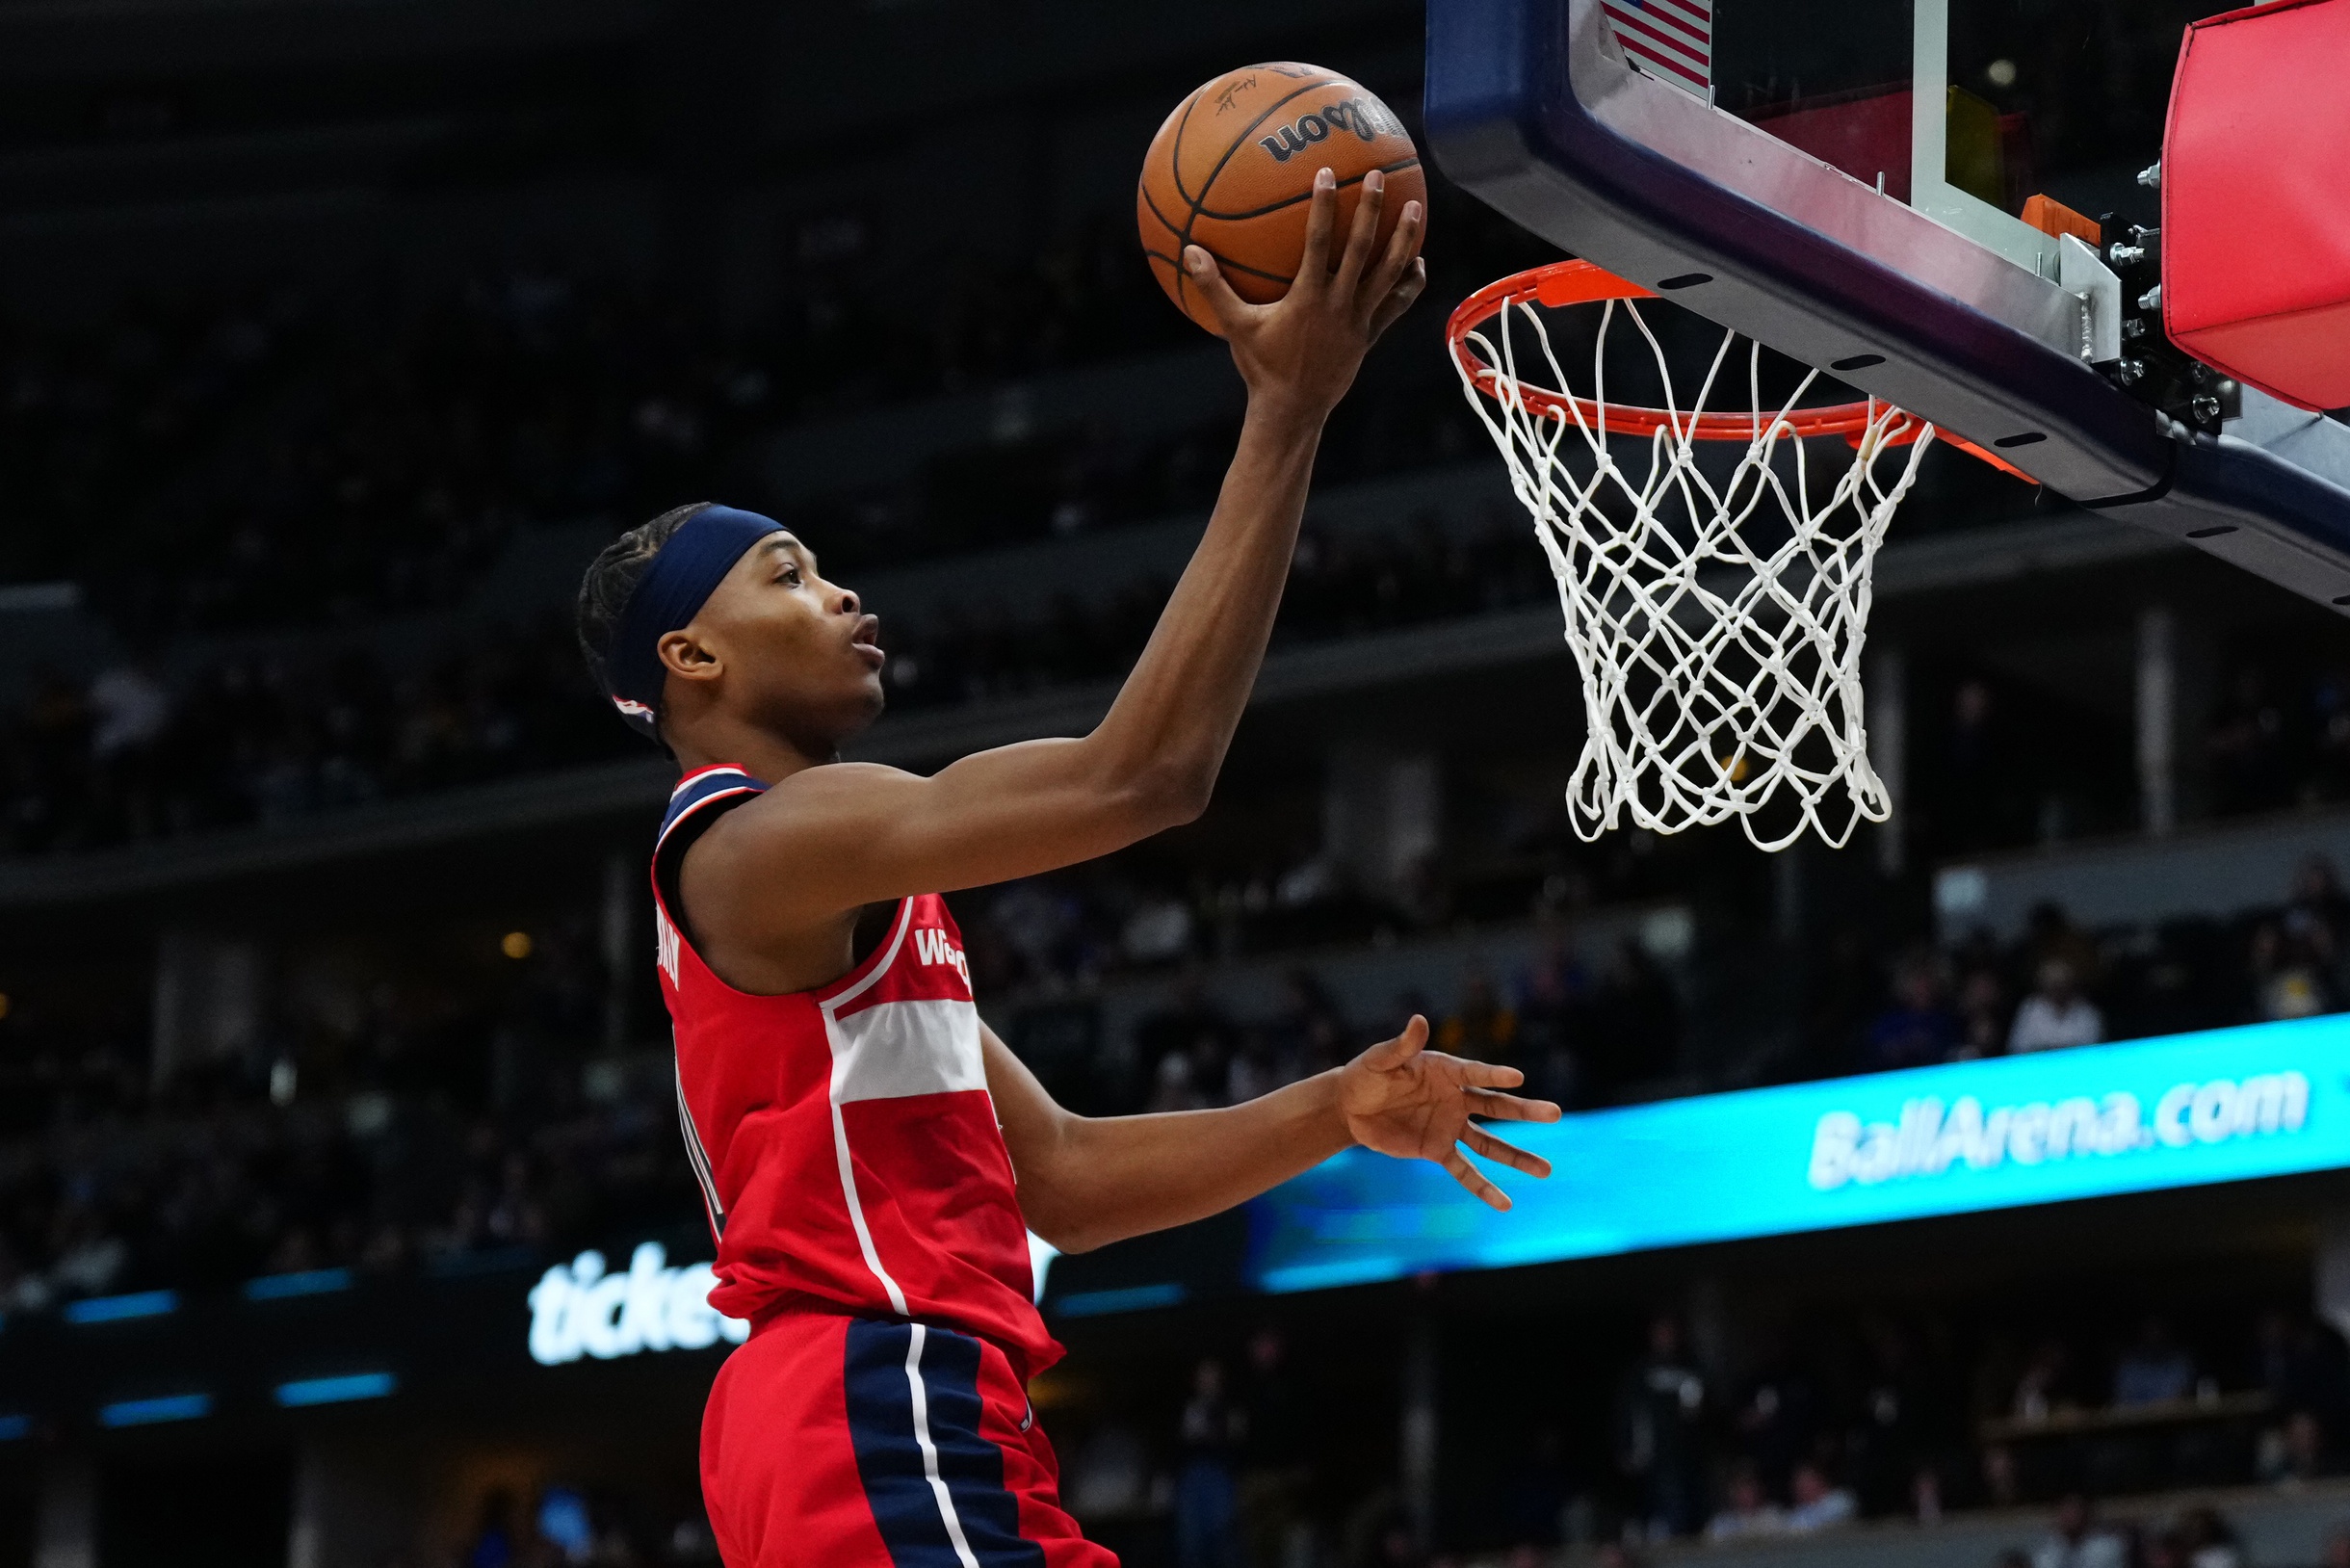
984, 1015, 1562, 1255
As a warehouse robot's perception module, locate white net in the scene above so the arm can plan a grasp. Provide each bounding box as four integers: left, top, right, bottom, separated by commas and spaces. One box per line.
1455, 285, 1937, 851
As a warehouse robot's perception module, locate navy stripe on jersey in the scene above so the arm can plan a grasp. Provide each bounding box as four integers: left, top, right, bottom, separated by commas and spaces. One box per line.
674, 1057, 726, 1238
657, 766, 767, 853
844, 1320, 1045, 1568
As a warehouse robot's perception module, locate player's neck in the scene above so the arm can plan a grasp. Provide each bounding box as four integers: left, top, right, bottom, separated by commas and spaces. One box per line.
667, 713, 832, 785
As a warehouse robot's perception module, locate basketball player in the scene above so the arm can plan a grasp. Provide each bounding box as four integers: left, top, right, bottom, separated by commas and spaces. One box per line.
577, 171, 1559, 1566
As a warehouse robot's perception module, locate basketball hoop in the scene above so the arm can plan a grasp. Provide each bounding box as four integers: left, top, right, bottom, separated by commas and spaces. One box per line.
1449, 259, 1980, 851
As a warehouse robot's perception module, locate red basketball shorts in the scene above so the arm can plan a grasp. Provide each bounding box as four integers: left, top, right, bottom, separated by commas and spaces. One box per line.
701, 1308, 1117, 1567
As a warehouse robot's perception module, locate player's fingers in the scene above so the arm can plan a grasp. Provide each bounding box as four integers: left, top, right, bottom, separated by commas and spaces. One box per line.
1293, 168, 1340, 295
1464, 1060, 1527, 1089
1367, 256, 1428, 341
1464, 1126, 1554, 1179
1364, 196, 1424, 306
1332, 170, 1386, 299
1183, 246, 1257, 336
1356, 1012, 1430, 1069
1444, 1149, 1512, 1211
1465, 1086, 1563, 1123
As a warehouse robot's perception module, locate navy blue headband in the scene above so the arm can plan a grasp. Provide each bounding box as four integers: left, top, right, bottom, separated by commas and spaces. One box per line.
606, 505, 785, 730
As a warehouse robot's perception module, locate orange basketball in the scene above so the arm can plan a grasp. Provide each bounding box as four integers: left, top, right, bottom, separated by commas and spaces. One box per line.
1137, 63, 1426, 336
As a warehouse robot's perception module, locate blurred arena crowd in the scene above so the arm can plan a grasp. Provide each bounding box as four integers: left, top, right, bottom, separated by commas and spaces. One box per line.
0, 216, 1191, 637
0, 505, 1554, 856
12, 858, 2350, 1316
12, 852, 2350, 1566
1043, 1305, 2350, 1566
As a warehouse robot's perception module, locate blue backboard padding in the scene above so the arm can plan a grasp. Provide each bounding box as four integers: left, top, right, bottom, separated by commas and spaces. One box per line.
1245, 1013, 2350, 1293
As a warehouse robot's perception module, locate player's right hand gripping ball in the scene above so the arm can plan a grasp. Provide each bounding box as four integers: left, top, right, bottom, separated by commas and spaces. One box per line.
1137, 63, 1426, 337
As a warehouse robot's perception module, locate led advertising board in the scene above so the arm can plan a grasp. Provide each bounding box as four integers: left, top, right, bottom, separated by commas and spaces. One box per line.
1244, 1015, 2350, 1294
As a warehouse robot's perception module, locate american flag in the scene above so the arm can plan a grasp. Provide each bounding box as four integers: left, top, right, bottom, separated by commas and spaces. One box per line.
1601, 0, 1713, 100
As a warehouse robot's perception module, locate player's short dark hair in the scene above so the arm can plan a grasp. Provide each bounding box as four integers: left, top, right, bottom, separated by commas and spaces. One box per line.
575, 501, 715, 709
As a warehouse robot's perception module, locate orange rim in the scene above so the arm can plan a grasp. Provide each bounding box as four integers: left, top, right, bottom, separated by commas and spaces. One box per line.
1446, 260, 2033, 478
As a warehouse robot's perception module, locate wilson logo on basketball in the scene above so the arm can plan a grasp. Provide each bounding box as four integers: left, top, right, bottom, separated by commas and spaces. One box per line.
1257, 97, 1402, 162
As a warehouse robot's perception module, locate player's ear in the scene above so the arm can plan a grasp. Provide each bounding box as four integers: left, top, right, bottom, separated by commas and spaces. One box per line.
658, 628, 721, 686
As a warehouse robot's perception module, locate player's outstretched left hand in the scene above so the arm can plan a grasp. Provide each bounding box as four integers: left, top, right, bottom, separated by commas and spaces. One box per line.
1334, 1014, 1562, 1210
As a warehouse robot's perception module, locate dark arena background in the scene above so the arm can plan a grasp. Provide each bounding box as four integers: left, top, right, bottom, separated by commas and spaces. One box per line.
9, 2, 2350, 1566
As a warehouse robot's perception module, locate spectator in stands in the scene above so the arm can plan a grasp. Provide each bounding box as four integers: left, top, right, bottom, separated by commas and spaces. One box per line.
1515, 939, 1590, 1109
1240, 1327, 1313, 1564
1587, 941, 1679, 1104
2208, 665, 2294, 816
1616, 1315, 1706, 1538
1174, 1357, 1244, 1568
2290, 856, 2350, 937
2177, 1507, 2243, 1568
1492, 1425, 1573, 1553
2251, 919, 2334, 1021
1730, 1351, 1816, 1503
1954, 965, 2012, 1059
1981, 1445, 2022, 1509
2031, 1494, 2128, 1568
1782, 1461, 1856, 1532
1910, 1463, 1944, 1525
1865, 953, 1962, 1071
2014, 1337, 2084, 1422
1265, 968, 1351, 1085
2024, 902, 2102, 988
2259, 1408, 2334, 1486
1121, 891, 1195, 967
1147, 1050, 1211, 1113
1136, 971, 1240, 1114
2254, 1308, 2350, 1449
2009, 960, 2102, 1053
1067, 1422, 1150, 1522
1801, 928, 1886, 1081
1436, 967, 1517, 1066
1704, 1462, 1783, 1542
1222, 1026, 1287, 1106
1853, 1319, 1948, 1516
465, 1488, 523, 1568
2113, 1318, 2197, 1406
1945, 677, 2009, 849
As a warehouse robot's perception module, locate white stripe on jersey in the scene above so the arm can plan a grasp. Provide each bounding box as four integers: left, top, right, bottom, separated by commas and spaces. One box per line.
830, 999, 985, 1103
821, 901, 918, 1316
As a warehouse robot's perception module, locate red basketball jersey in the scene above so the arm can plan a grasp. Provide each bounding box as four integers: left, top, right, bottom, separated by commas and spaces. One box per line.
652, 765, 1060, 1379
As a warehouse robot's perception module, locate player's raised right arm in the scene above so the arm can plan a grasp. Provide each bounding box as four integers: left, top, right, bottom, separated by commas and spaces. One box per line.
703, 171, 1425, 932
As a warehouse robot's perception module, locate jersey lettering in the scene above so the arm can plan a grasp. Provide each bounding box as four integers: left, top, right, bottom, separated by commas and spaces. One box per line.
911, 926, 972, 989
655, 904, 681, 986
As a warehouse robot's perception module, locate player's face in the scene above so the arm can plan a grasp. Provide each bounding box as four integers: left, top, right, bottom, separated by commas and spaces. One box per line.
692, 534, 885, 742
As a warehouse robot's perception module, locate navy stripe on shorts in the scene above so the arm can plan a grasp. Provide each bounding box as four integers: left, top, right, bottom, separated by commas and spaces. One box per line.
843, 1319, 1045, 1568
